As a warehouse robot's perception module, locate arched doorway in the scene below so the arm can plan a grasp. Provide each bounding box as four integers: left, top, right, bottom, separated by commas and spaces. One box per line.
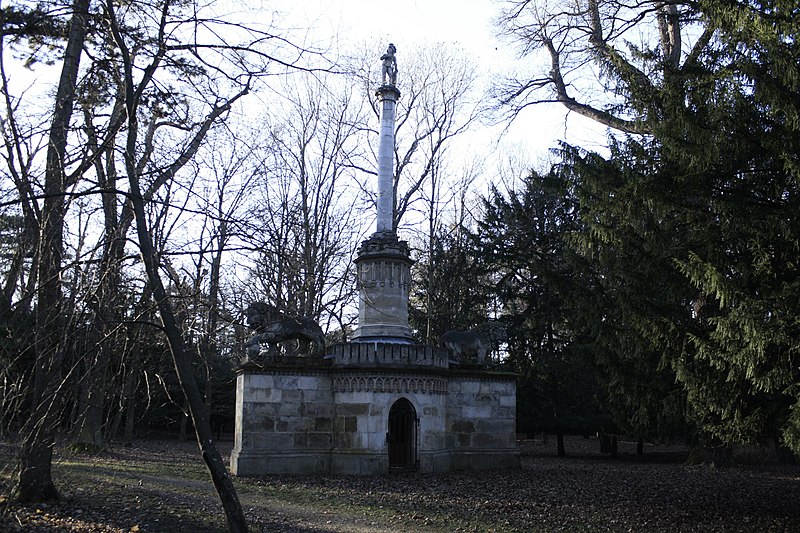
388, 398, 418, 471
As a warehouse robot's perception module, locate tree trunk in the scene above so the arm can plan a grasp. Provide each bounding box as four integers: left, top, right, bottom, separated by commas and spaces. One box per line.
122, 384, 137, 446
109, 307, 144, 446
72, 347, 109, 451
199, 219, 224, 438
178, 400, 190, 442
556, 430, 566, 457
600, 432, 618, 457
129, 195, 248, 531
14, 432, 59, 502
14, 0, 90, 503
108, 9, 248, 529
712, 443, 733, 467
76, 85, 135, 451
73, 165, 124, 450
103, 0, 251, 526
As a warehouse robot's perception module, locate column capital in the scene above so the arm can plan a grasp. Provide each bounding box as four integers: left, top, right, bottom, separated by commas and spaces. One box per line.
376, 84, 401, 100
355, 231, 413, 264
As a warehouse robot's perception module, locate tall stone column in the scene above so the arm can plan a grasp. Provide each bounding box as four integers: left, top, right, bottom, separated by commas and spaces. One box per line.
375, 85, 399, 233
352, 82, 413, 343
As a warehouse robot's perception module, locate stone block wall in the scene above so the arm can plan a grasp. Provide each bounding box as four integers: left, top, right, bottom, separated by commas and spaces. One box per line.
330, 391, 388, 474
230, 370, 333, 475
446, 373, 520, 470
330, 370, 449, 474
231, 365, 519, 475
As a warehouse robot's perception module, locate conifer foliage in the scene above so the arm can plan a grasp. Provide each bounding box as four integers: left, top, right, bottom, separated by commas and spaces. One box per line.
476, 172, 606, 442
496, 0, 800, 453
667, 0, 800, 453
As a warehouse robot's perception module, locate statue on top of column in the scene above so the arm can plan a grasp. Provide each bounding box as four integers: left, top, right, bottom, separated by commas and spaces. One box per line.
381, 43, 397, 85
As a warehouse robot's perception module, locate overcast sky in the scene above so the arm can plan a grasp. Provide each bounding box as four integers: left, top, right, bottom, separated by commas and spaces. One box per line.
12, 1, 606, 175
331, 1, 603, 152
271, 1, 607, 164
277, 0, 502, 59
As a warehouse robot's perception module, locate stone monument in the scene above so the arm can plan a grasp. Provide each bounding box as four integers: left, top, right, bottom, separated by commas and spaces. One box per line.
230, 44, 519, 475
351, 57, 412, 343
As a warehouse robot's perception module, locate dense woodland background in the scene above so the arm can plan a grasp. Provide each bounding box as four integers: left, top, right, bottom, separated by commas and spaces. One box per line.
0, 0, 799, 530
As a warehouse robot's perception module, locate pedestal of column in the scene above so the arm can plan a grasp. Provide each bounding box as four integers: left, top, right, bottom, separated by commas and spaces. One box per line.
351, 231, 414, 343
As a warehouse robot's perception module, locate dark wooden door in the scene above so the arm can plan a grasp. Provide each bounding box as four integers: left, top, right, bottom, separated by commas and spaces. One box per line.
388, 398, 417, 470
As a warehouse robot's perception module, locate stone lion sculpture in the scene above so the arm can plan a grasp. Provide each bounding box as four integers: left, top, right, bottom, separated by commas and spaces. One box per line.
244, 302, 326, 358
439, 321, 508, 365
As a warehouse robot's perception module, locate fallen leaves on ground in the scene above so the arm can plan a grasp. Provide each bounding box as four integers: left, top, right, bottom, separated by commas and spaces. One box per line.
1, 436, 799, 532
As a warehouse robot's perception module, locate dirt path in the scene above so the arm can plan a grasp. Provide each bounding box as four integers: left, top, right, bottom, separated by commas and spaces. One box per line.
2, 459, 419, 533
131, 470, 408, 533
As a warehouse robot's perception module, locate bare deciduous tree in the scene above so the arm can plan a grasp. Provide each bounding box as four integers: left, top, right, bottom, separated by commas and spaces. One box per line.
245, 75, 368, 333
1, 2, 327, 530
494, 0, 711, 134
14, 0, 91, 503
103, 0, 253, 527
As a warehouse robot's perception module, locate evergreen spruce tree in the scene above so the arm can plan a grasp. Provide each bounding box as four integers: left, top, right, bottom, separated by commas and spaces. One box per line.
665, 0, 800, 454
410, 225, 490, 342
498, 0, 800, 456
476, 171, 606, 450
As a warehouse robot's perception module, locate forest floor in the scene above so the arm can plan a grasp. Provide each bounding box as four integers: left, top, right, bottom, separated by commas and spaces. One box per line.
1, 435, 799, 532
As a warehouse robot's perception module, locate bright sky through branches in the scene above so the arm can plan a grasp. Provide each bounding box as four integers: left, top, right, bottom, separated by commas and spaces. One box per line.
270, 0, 607, 162
283, 0, 503, 61
282, 0, 604, 162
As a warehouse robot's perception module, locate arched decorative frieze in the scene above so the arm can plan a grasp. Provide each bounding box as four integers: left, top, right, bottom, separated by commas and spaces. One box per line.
332, 374, 447, 395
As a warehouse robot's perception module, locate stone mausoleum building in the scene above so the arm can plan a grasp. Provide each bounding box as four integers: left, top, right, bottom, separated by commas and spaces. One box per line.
230, 45, 519, 475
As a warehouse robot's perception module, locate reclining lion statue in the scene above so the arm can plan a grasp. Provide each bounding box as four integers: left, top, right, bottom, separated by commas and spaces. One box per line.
440, 321, 508, 365
244, 302, 326, 358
